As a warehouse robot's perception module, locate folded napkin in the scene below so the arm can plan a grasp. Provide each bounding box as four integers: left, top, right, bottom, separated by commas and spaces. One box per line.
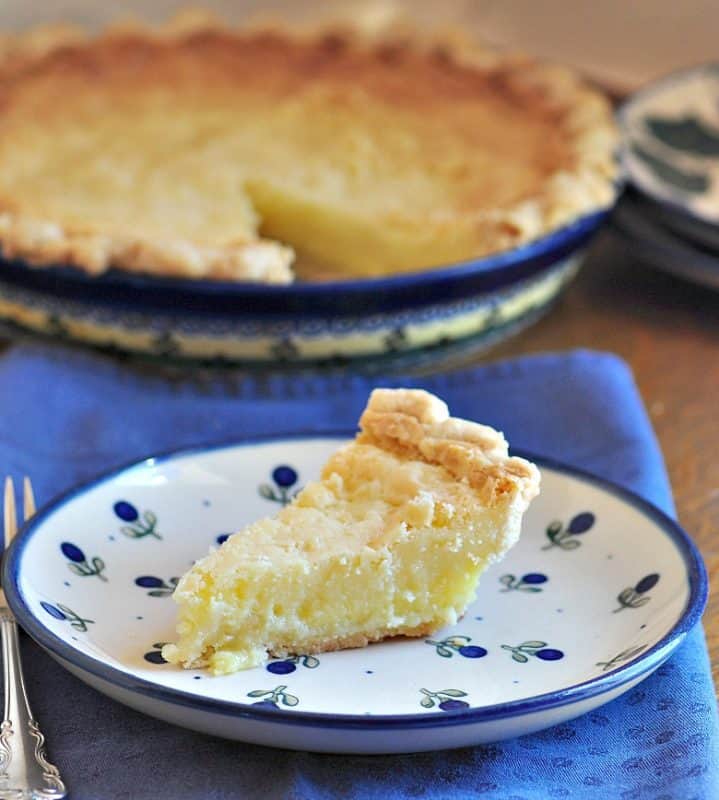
0, 344, 716, 800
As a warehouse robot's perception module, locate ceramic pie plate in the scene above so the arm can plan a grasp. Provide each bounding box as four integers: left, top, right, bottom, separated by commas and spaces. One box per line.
2, 436, 706, 754
0, 212, 608, 366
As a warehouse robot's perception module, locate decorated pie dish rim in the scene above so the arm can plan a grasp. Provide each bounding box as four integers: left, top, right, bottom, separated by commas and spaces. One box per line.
3, 432, 707, 731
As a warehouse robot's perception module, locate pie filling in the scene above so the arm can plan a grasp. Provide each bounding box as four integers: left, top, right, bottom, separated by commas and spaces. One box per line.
162, 388, 540, 674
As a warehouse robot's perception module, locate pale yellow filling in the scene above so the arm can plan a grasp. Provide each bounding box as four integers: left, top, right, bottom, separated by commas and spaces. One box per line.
162, 442, 525, 674
0, 83, 564, 278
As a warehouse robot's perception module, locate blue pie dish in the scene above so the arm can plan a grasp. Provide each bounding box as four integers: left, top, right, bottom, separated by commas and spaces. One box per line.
0, 208, 612, 364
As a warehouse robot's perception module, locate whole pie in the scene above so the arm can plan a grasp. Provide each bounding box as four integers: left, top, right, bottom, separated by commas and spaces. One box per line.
0, 16, 617, 283
162, 388, 540, 674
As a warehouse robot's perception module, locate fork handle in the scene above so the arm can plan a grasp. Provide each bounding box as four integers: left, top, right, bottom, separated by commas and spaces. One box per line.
0, 610, 66, 799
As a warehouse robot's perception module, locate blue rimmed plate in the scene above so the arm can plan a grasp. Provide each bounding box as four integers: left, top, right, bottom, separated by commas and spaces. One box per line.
2, 436, 706, 754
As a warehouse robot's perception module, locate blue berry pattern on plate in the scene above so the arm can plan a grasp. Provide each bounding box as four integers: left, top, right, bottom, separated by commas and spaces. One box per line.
114, 501, 160, 540
499, 572, 548, 592
542, 512, 595, 551
425, 636, 488, 659
501, 641, 564, 663
144, 642, 169, 665
42, 464, 660, 715
60, 542, 107, 581
40, 601, 94, 632
614, 574, 660, 612
5, 436, 702, 754
258, 465, 300, 506
134, 575, 179, 597
247, 685, 299, 708
419, 688, 469, 710
266, 655, 320, 674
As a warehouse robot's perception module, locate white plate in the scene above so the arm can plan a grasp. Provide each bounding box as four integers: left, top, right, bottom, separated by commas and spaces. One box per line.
3, 437, 707, 754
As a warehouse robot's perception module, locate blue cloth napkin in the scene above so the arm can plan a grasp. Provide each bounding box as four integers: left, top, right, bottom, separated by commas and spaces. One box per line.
0, 344, 716, 800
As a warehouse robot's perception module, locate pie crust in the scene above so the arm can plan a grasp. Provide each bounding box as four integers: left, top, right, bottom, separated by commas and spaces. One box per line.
0, 14, 618, 283
358, 388, 540, 507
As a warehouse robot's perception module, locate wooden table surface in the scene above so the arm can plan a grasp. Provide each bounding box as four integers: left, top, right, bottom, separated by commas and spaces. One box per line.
486, 230, 719, 688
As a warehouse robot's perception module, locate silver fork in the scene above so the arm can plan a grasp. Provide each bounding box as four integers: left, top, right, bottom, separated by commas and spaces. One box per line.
0, 477, 66, 799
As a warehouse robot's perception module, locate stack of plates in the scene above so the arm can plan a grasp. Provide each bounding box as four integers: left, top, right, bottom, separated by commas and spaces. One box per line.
614, 64, 719, 289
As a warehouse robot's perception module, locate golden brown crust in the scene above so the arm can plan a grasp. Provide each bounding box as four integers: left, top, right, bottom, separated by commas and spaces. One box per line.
266, 621, 438, 660
0, 214, 294, 282
359, 388, 540, 507
0, 14, 617, 282
183, 621, 439, 668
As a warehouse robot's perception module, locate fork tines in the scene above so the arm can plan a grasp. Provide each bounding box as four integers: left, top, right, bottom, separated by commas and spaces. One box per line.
4, 475, 17, 547
4, 476, 36, 552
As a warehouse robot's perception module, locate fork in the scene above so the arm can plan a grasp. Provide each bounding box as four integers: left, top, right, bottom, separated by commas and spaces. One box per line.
0, 477, 66, 799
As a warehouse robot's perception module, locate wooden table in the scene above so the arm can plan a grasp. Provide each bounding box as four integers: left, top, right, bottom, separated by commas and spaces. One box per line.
486, 230, 719, 688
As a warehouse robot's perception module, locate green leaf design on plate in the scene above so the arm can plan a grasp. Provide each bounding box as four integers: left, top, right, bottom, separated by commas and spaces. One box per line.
561, 539, 581, 550
632, 143, 709, 194
445, 636, 470, 647
520, 641, 547, 649
622, 645, 648, 660
618, 588, 635, 604
247, 689, 269, 698
420, 696, 434, 708
281, 693, 299, 707
596, 643, 648, 671
512, 652, 529, 663
546, 521, 562, 541
438, 689, 467, 698
647, 115, 719, 156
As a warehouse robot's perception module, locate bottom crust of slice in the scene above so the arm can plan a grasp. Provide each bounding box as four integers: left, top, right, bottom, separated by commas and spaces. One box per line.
265, 620, 439, 661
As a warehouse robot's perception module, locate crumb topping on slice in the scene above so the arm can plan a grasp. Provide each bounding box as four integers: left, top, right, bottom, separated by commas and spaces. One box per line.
358, 388, 540, 507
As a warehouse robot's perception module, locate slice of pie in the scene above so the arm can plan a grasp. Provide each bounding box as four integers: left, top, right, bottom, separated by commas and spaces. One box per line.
0, 15, 617, 283
162, 388, 540, 674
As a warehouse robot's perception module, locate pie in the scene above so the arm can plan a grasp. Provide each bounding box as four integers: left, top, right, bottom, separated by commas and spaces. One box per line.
162, 388, 540, 674
0, 14, 617, 283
